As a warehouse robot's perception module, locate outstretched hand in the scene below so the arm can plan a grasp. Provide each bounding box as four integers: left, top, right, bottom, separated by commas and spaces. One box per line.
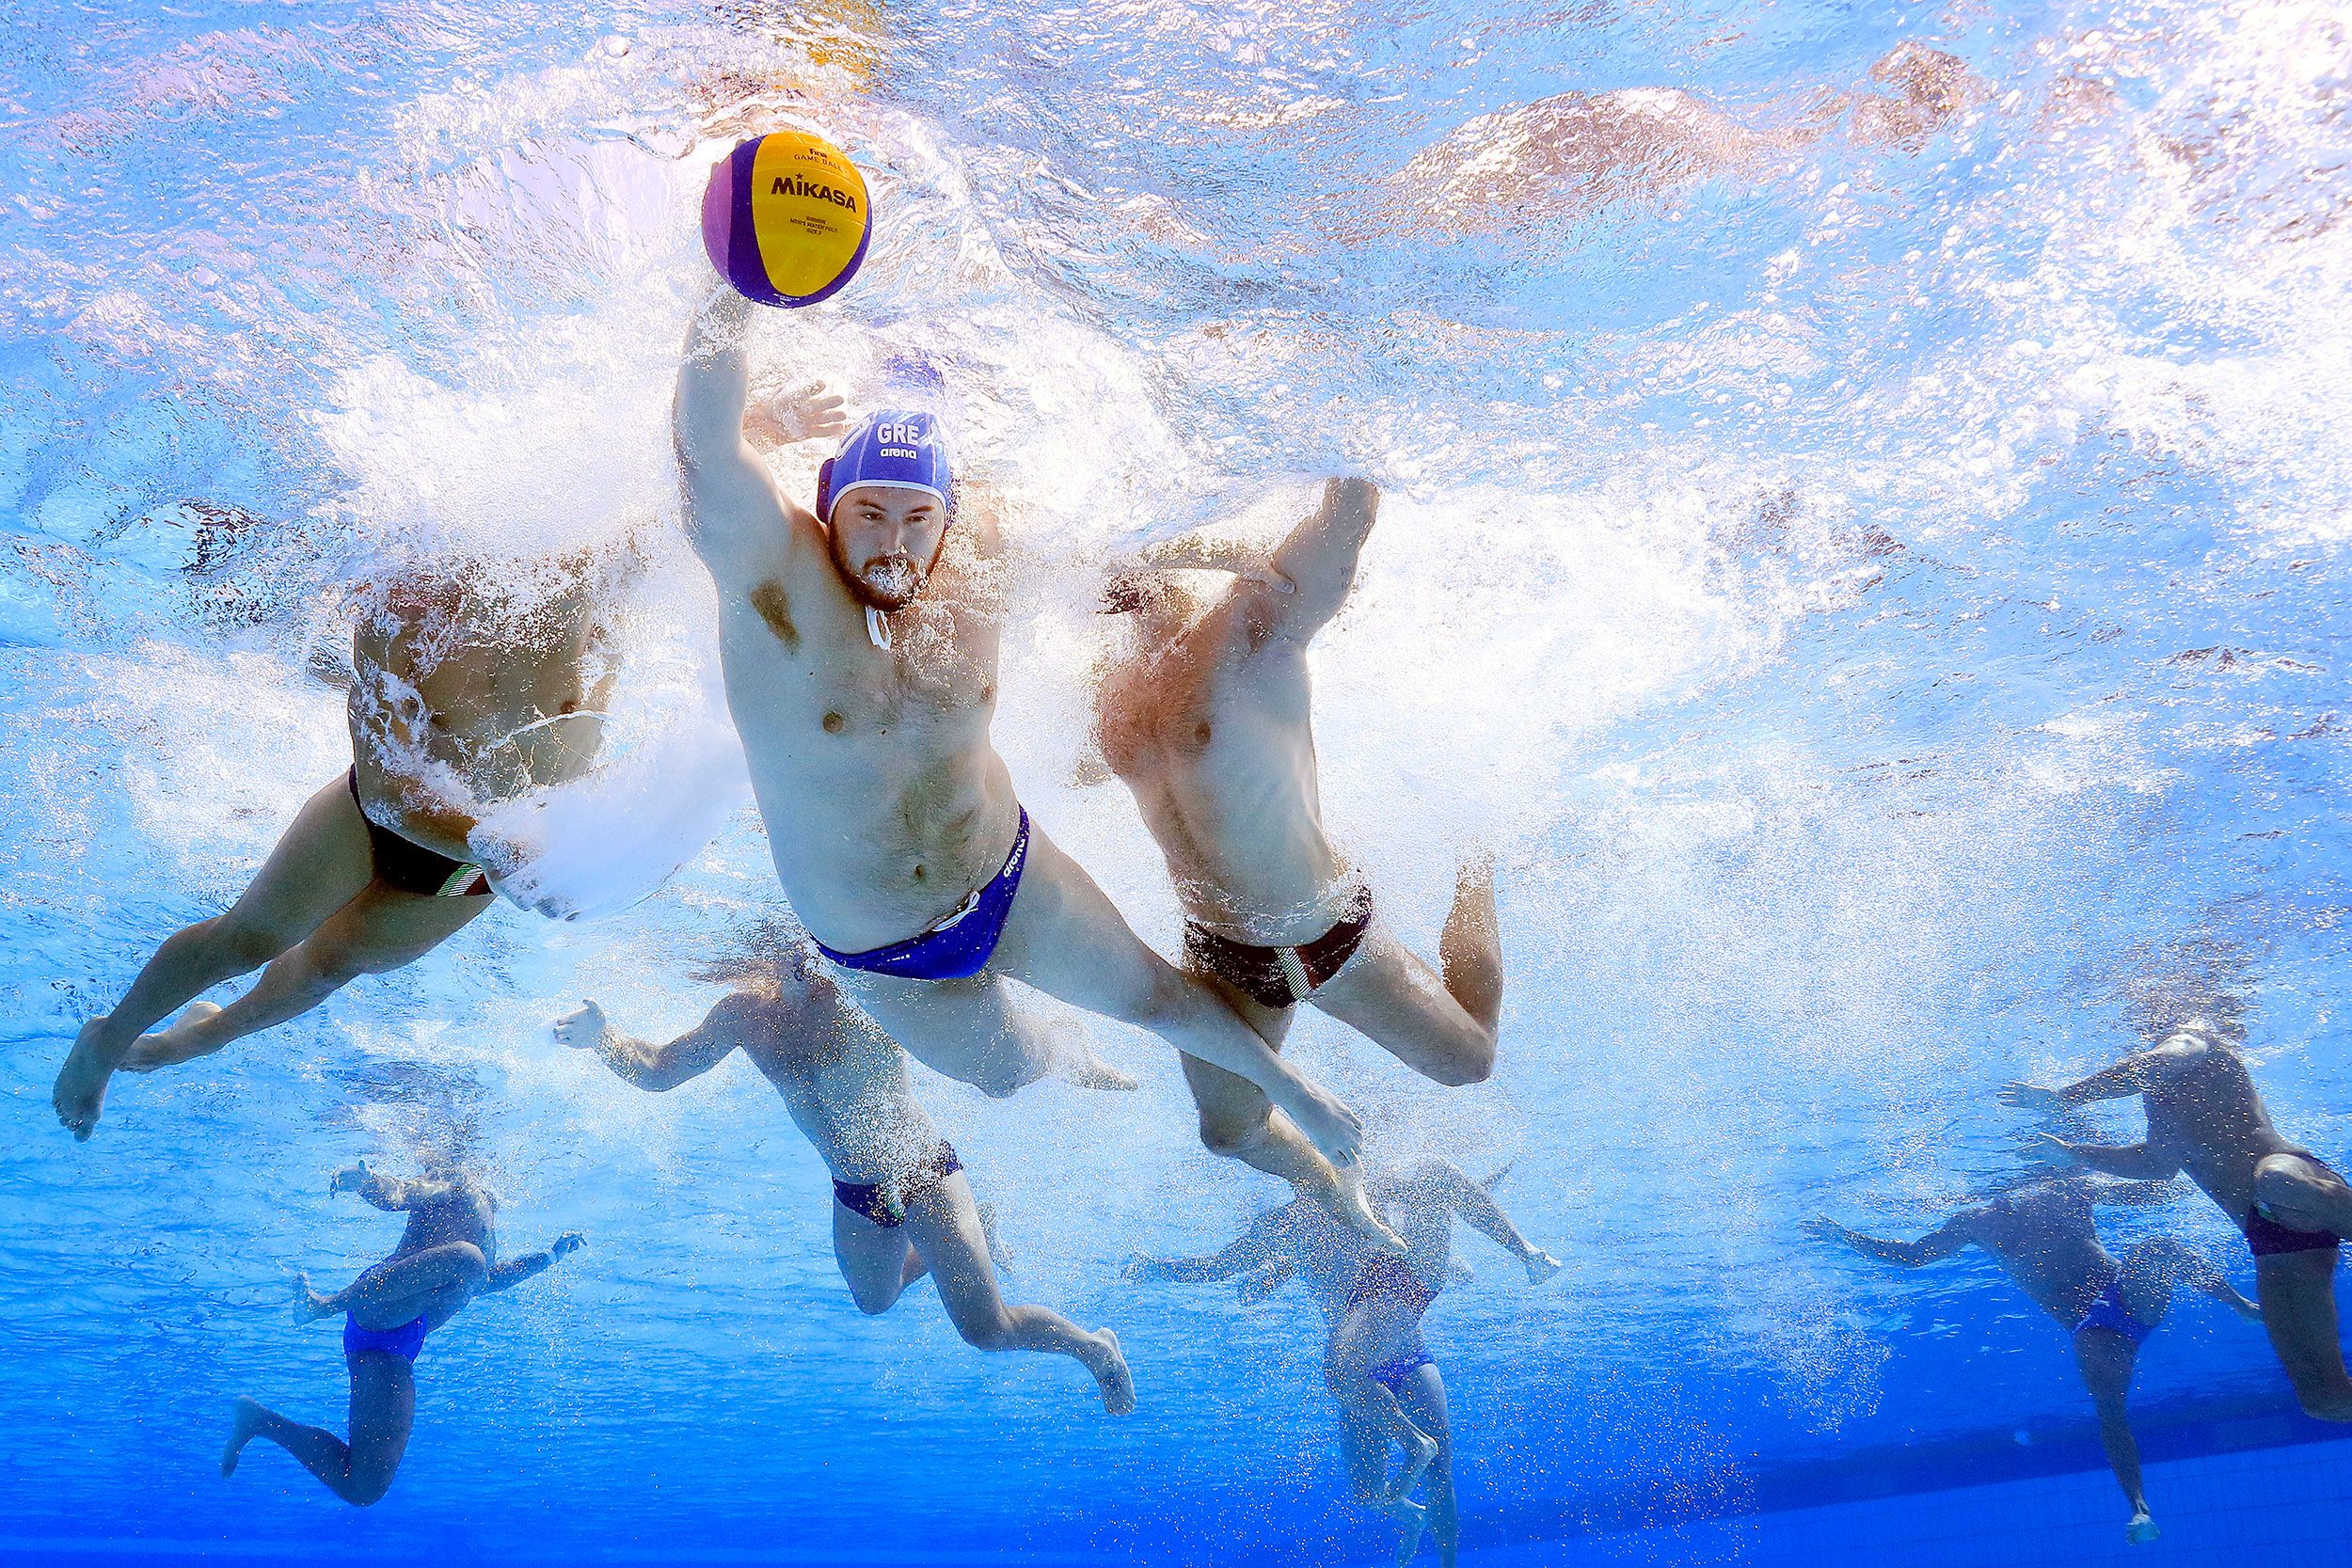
550, 1231, 586, 1261
330, 1160, 373, 1196
551, 1001, 610, 1053
1999, 1081, 2065, 1114
1800, 1214, 1848, 1243
2020, 1132, 2082, 1169
743, 381, 850, 451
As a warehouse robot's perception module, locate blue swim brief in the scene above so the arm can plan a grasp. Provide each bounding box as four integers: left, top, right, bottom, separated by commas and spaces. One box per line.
815, 811, 1029, 982
1368, 1349, 1435, 1390
2073, 1279, 2153, 1350
342, 1312, 428, 1363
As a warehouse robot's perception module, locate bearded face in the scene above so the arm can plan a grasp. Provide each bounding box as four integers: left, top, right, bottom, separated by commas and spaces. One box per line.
828, 485, 947, 610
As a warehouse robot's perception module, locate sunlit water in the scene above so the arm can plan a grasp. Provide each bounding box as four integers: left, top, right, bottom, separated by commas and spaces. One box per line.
3, 0, 2349, 1562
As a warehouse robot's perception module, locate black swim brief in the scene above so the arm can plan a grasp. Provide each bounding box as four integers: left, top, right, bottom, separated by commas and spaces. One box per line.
833, 1142, 963, 1229
346, 768, 491, 898
1184, 886, 1374, 1011
1345, 1253, 1436, 1318
2246, 1152, 2346, 1259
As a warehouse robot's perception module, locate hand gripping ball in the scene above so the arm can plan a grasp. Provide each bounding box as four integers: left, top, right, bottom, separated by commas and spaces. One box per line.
700, 129, 872, 308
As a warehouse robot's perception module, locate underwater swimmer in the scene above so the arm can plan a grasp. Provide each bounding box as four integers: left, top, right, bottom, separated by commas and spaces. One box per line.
1093, 479, 1502, 1193
2008, 1021, 2352, 1422
1130, 1162, 1558, 1566
222, 1160, 582, 1506
53, 558, 625, 1138
552, 949, 1135, 1413
1808, 1174, 2258, 1544
672, 287, 1387, 1238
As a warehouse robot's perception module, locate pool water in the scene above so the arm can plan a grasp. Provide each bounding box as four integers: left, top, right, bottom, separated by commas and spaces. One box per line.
3, 0, 2349, 1562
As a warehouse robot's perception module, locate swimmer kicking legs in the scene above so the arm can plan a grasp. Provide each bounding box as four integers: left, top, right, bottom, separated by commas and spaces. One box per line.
556, 954, 1134, 1412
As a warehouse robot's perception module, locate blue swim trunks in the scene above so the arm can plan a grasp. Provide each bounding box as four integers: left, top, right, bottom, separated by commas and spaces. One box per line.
2074, 1279, 2153, 1350
342, 1312, 428, 1363
815, 811, 1029, 982
1368, 1349, 1435, 1390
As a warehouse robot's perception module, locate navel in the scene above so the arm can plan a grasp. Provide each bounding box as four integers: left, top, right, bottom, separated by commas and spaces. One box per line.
822, 711, 845, 735
751, 579, 799, 650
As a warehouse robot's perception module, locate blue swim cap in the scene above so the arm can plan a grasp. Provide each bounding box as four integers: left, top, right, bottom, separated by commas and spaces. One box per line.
816, 409, 954, 525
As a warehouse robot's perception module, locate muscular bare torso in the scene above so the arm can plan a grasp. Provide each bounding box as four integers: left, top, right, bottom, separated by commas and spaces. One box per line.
709, 533, 1013, 952
347, 568, 614, 860
1095, 580, 1348, 941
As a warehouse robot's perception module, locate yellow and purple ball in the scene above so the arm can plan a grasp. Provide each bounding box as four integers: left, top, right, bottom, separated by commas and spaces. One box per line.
700, 129, 872, 309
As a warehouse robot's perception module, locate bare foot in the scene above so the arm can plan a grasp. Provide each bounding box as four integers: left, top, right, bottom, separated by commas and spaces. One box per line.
122, 1003, 223, 1071
1330, 1162, 1410, 1254
1386, 1425, 1440, 1502
1523, 1248, 1563, 1286
290, 1272, 333, 1326
1281, 1078, 1364, 1168
1085, 1328, 1136, 1416
221, 1396, 268, 1477
54, 1017, 126, 1140
1388, 1496, 1429, 1564
2126, 1509, 2159, 1544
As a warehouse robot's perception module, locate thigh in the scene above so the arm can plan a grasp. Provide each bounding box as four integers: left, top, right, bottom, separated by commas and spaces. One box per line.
220, 773, 380, 946
1394, 1362, 1452, 1447
1310, 927, 1487, 1078
345, 1355, 417, 1490
904, 1173, 1009, 1324
348, 1243, 487, 1328
1177, 972, 1290, 1135
832, 969, 1043, 1097
306, 881, 495, 973
1329, 1299, 1420, 1382
832, 1200, 916, 1307
989, 825, 1176, 1022
2258, 1250, 2351, 1389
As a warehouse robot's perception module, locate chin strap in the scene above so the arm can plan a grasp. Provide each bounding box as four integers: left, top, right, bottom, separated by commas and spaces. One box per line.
866, 605, 892, 651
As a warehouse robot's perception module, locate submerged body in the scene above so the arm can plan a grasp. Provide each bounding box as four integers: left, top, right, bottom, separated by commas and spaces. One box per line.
221, 1163, 580, 1506
554, 953, 1134, 1413
53, 562, 618, 1138
1811, 1175, 2257, 1544
2010, 1025, 2352, 1422
670, 287, 1382, 1238
1133, 1164, 1559, 1565
1093, 478, 1501, 1247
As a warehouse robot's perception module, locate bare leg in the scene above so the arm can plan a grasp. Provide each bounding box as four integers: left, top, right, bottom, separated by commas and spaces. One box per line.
993, 826, 1363, 1166
906, 1173, 1135, 1414
55, 773, 375, 1137
1394, 1363, 1456, 1567
829, 970, 1063, 1101
2074, 1326, 2154, 1542
833, 1200, 923, 1313
135, 883, 491, 1064
220, 1354, 415, 1507
1340, 1404, 1428, 1561
2255, 1249, 2352, 1420
1327, 1302, 1438, 1501
1425, 1164, 1559, 1283
2120, 1236, 2257, 1323
304, 1242, 489, 1331
1177, 980, 1399, 1250
1311, 862, 1500, 1087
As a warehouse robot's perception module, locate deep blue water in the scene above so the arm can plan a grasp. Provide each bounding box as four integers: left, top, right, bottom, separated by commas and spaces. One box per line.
4, 0, 2349, 1562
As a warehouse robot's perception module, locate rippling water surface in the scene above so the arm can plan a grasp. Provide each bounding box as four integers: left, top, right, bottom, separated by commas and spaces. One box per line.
3, 0, 2349, 1561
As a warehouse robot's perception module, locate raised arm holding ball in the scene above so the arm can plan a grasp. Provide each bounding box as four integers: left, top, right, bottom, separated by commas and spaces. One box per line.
672, 131, 1392, 1246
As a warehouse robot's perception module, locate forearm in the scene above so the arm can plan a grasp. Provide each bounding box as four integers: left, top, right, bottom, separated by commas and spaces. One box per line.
675, 289, 755, 474
484, 1253, 553, 1293
1136, 1252, 1253, 1284
2064, 1141, 2174, 1180
2054, 1057, 2155, 1106
1135, 530, 1266, 576
1829, 1227, 1936, 1267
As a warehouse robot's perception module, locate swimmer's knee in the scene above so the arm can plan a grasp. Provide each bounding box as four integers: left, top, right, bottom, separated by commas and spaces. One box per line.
1197, 1109, 1265, 1161
2295, 1388, 2352, 1423
1432, 1032, 1496, 1088
445, 1242, 489, 1281
342, 1473, 394, 1508
952, 1311, 1015, 1352
214, 915, 294, 970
